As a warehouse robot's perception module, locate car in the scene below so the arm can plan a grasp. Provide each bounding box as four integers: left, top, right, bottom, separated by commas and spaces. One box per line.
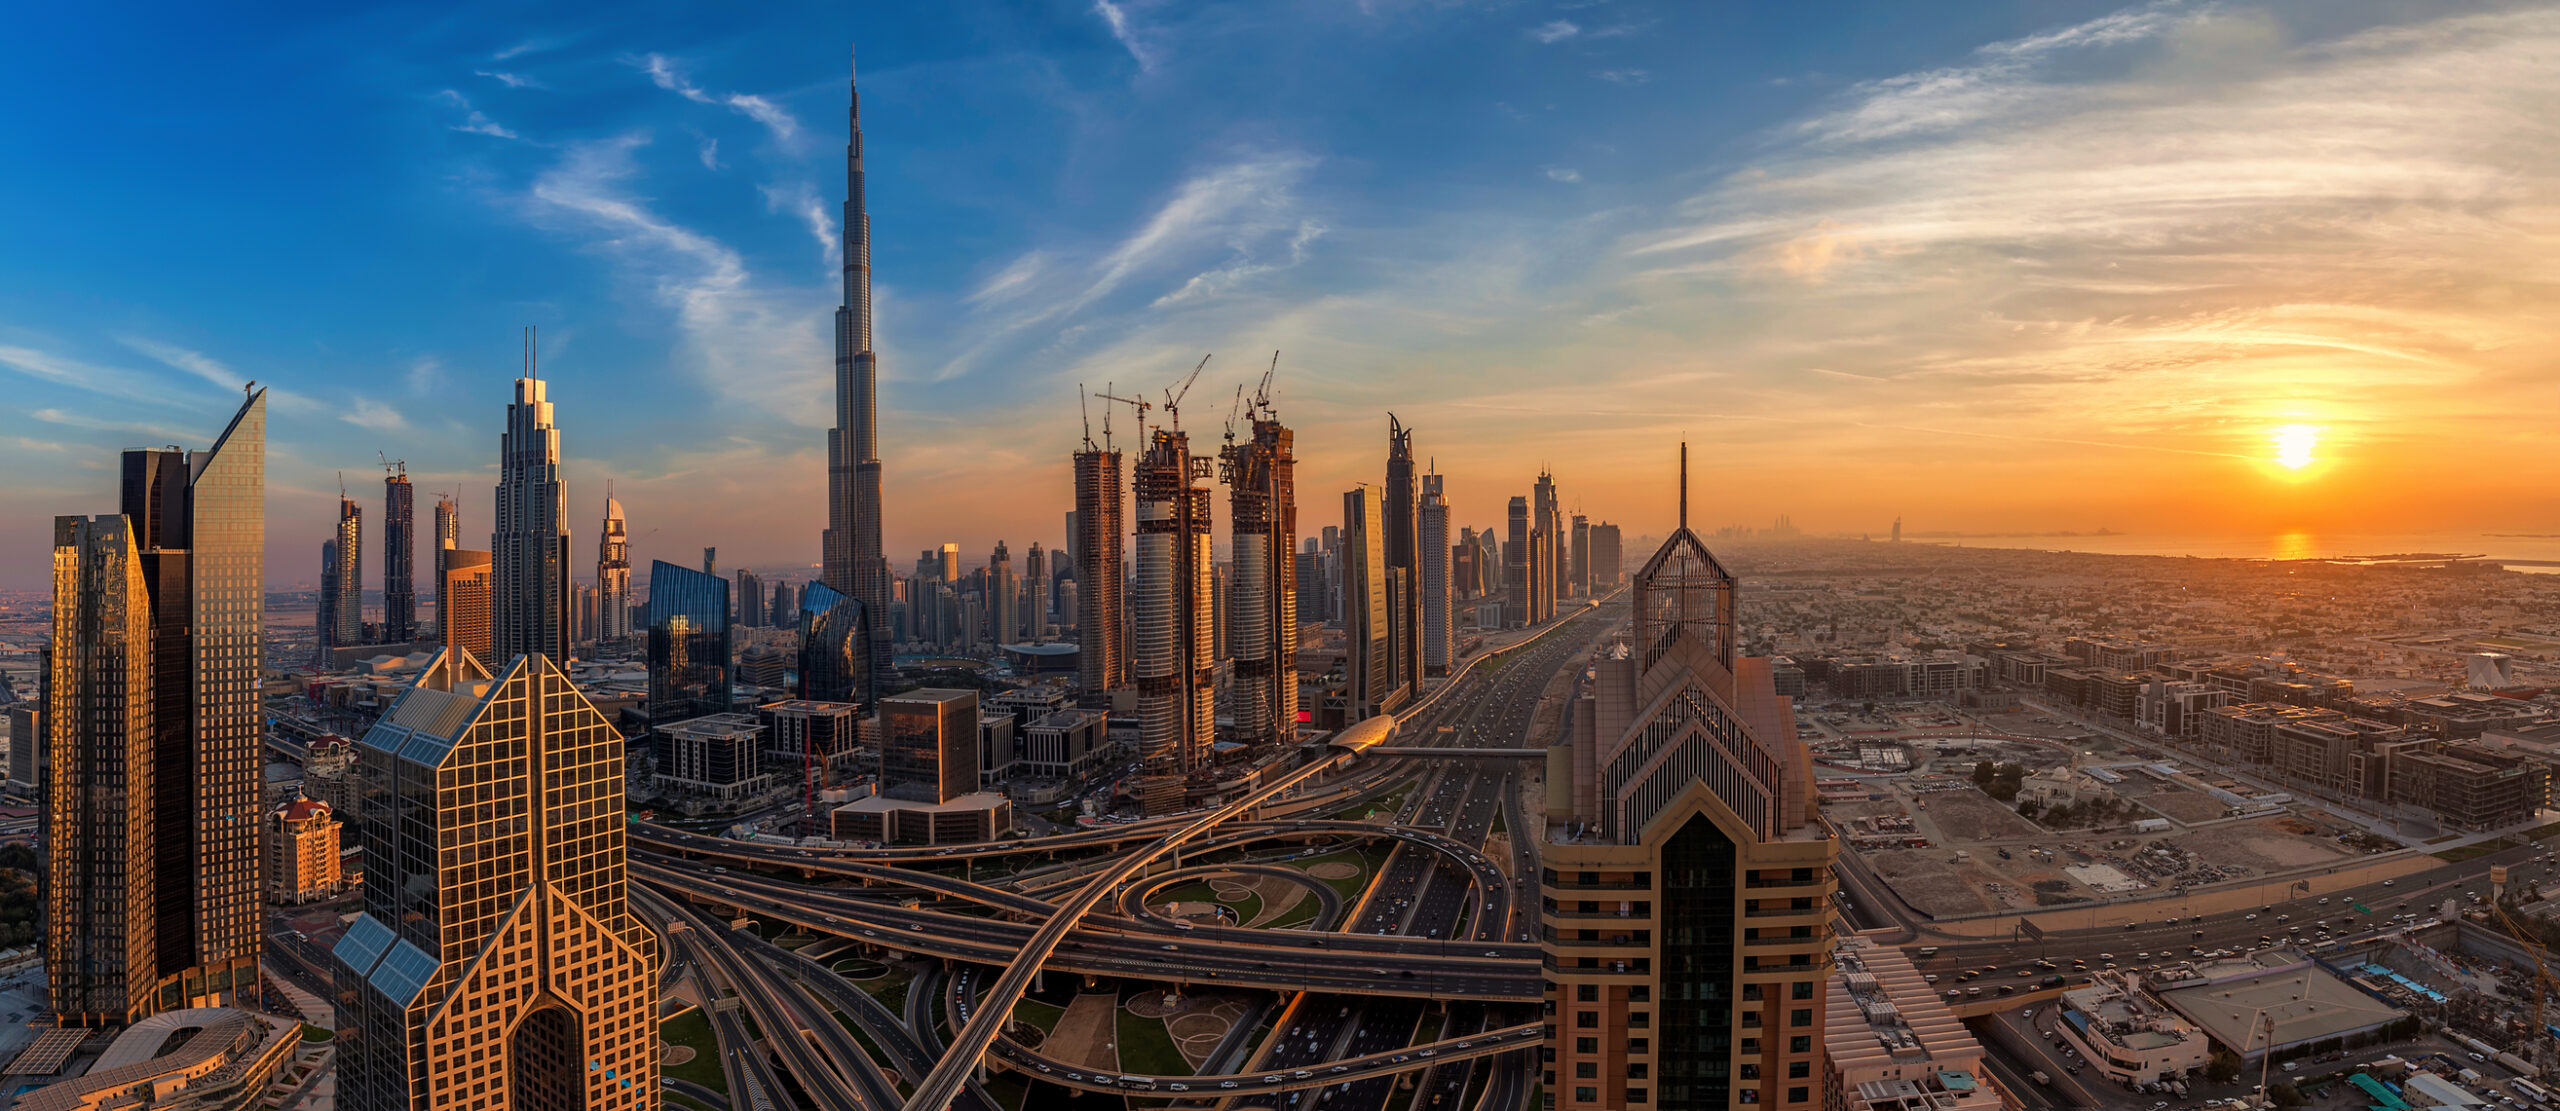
2246, 913, 2258, 921
2023, 1009, 2036, 1018
1036, 1064, 1051, 1073
2384, 879, 2395, 886
1169, 1083, 1190, 1092
1419, 1050, 1436, 1058
1331, 1065, 1349, 1073
1220, 1081, 1239, 1090
1264, 1076, 1284, 1084
1068, 1073, 1084, 1081
2318, 897, 2329, 905
1967, 987, 1983, 996
1294, 1070, 1315, 1079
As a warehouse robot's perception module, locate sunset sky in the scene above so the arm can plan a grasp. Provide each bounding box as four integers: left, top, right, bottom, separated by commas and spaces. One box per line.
3, 0, 2555, 590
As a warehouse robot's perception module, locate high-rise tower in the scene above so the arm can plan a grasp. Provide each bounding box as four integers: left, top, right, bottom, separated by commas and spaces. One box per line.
1418, 469, 1450, 675
987, 541, 1016, 647
598, 491, 631, 642
1072, 442, 1126, 698
1131, 427, 1213, 810
821, 50, 892, 688
331, 495, 363, 648
1534, 470, 1561, 621
1220, 406, 1297, 750
431, 494, 457, 636
1384, 416, 1421, 701
1504, 496, 1530, 629
383, 467, 415, 642
49, 390, 265, 1026
334, 649, 659, 1110
1024, 542, 1049, 640
1341, 485, 1393, 720
493, 337, 573, 666
1541, 446, 1834, 1111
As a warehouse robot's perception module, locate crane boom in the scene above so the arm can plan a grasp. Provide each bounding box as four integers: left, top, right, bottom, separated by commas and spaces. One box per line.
1162, 354, 1210, 428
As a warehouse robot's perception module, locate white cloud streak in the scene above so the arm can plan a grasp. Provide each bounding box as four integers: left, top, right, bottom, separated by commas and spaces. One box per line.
1530, 20, 1580, 44
476, 70, 544, 90
1094, 1, 1158, 70
637, 54, 800, 144
343, 398, 408, 431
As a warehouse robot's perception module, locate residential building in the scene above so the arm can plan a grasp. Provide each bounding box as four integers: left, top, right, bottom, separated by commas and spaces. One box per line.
1419, 470, 1451, 675
597, 493, 631, 642
1342, 485, 1398, 722
2390, 742, 2547, 829
47, 390, 266, 1027
330, 496, 363, 647
657, 713, 772, 805
439, 548, 493, 665
1132, 426, 1215, 809
1824, 933, 2009, 1111
1385, 416, 1421, 700
1506, 496, 1530, 629
267, 798, 345, 904
383, 468, 415, 642
332, 648, 658, 1110
757, 699, 865, 779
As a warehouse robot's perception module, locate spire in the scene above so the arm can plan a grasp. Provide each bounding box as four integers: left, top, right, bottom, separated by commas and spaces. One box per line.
1678, 441, 1688, 530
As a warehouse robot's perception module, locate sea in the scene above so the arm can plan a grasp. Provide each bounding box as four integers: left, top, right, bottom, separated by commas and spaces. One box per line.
1907, 531, 2560, 573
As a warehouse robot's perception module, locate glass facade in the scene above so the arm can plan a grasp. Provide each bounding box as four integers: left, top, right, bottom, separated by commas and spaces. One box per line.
797, 581, 872, 708
647, 559, 733, 726
1660, 813, 1737, 1109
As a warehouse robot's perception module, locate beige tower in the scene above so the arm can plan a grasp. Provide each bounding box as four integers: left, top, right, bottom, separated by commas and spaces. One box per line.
1541, 446, 1835, 1111
334, 648, 659, 1110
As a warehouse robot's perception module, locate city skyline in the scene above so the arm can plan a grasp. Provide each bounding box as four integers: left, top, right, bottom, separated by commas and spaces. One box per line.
7, 1, 2558, 590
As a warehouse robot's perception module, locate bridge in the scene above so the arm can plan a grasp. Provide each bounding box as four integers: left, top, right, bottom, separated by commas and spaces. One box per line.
1367, 746, 1544, 759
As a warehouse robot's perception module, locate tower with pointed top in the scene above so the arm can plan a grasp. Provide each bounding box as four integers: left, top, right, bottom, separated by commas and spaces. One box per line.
598, 490, 631, 642
1384, 416, 1421, 701
493, 333, 572, 666
822, 49, 892, 691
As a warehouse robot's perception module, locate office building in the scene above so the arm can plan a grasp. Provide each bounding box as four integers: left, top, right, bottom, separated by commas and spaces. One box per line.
1505, 496, 1530, 629
493, 361, 573, 666
1419, 470, 1450, 675
597, 493, 631, 642
431, 495, 458, 636
1590, 522, 1623, 590
1534, 470, 1561, 615
737, 567, 764, 629
1476, 527, 1503, 597
1024, 542, 1049, 640
317, 540, 339, 660
769, 579, 794, 631
267, 798, 345, 905
978, 710, 1017, 782
758, 699, 864, 779
383, 468, 415, 642
700, 546, 716, 578
821, 54, 894, 691
797, 581, 873, 709
1074, 444, 1126, 695
881, 689, 978, 803
1542, 450, 1835, 1111
440, 549, 493, 665
1221, 409, 1298, 750
1133, 427, 1215, 803
1384, 416, 1421, 700
657, 713, 770, 804
987, 541, 1017, 647
2049, 974, 2212, 1086
330, 495, 363, 647
1021, 709, 1109, 781
647, 559, 733, 727
48, 390, 266, 1027
334, 648, 659, 1110
1342, 485, 1396, 721
1570, 513, 1590, 600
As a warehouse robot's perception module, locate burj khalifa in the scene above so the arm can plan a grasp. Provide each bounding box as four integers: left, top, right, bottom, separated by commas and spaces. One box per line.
823, 50, 893, 684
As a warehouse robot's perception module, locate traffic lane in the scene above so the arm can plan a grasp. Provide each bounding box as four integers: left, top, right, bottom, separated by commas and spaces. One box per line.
1982, 1006, 2104, 1108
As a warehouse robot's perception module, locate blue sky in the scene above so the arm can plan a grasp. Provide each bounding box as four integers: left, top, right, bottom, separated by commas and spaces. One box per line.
5, 0, 2556, 589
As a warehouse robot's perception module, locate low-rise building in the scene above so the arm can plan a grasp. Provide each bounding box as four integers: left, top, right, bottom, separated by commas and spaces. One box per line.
1823, 933, 2011, 1111
829, 791, 1012, 845
656, 712, 774, 805
2051, 973, 2213, 1086
2389, 742, 2547, 830
265, 798, 345, 904
9, 1007, 301, 1111
1018, 708, 1109, 781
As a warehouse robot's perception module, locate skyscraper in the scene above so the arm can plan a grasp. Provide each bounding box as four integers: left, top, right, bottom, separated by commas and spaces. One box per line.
1535, 470, 1561, 620
331, 494, 363, 648
49, 390, 265, 1026
1541, 448, 1834, 1111
986, 541, 1016, 647
1072, 442, 1126, 698
1341, 485, 1394, 721
317, 539, 338, 661
1418, 470, 1450, 675
1384, 416, 1421, 700
334, 649, 658, 1110
1132, 427, 1213, 808
1023, 542, 1048, 640
1590, 522, 1624, 590
383, 467, 415, 642
797, 580, 873, 709
770, 579, 793, 631
493, 355, 572, 667
737, 567, 765, 629
432, 494, 458, 637
646, 559, 734, 727
879, 689, 977, 804
442, 549, 494, 665
1571, 512, 1591, 600
821, 52, 893, 690
1221, 409, 1298, 750
598, 492, 631, 642
1505, 496, 1530, 629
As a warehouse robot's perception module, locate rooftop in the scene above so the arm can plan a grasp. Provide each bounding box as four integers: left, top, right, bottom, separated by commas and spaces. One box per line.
2158, 959, 2407, 1057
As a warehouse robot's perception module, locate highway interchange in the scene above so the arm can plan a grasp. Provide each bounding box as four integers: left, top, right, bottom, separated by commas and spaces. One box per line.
640, 597, 1624, 1110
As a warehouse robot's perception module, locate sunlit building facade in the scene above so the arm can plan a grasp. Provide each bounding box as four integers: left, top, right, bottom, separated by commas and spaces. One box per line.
797, 581, 873, 709
646, 560, 733, 727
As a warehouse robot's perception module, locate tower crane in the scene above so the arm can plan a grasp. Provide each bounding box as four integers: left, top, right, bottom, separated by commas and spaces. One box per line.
1093, 379, 1152, 449
1250, 351, 1278, 419
2489, 884, 2560, 1074
1222, 382, 1247, 446
377, 451, 406, 477
1161, 354, 1209, 430
1078, 384, 1095, 452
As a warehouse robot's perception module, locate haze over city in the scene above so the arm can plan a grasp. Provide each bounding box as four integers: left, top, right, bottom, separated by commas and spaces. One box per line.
5, 0, 2557, 590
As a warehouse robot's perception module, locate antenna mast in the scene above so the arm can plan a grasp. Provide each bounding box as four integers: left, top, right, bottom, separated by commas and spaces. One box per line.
1679, 442, 1688, 530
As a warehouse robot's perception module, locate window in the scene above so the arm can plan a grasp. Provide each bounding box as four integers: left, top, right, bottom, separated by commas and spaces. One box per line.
1739, 1064, 1760, 1080
1789, 1086, 1809, 1104
1628, 1011, 1649, 1029
1788, 1061, 1809, 1079
1576, 1011, 1597, 1029
1743, 983, 1763, 1001
1575, 1087, 1597, 1104
1791, 1008, 1811, 1028
1576, 1063, 1597, 1079
1789, 1036, 1810, 1053
1629, 985, 1650, 1002
1625, 1088, 1648, 1104
1791, 981, 1813, 1000
1577, 983, 1599, 1002
1630, 1038, 1649, 1054
1576, 1038, 1597, 1054
1742, 1011, 1760, 1028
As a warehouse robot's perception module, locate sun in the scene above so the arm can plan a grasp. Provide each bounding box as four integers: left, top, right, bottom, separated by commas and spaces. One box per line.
2271, 424, 2320, 470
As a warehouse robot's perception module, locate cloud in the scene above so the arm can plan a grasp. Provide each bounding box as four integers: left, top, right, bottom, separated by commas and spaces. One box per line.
967, 252, 1051, 307
636, 54, 799, 144
27, 407, 197, 441
434, 89, 522, 140
406, 356, 443, 395
1544, 166, 1583, 183
494, 36, 572, 61
1595, 69, 1650, 85
0, 344, 177, 404
118, 336, 320, 412
343, 398, 408, 431
698, 137, 720, 170
760, 182, 838, 263
1094, 1, 1158, 70
1153, 219, 1327, 308
1529, 20, 1580, 44
475, 70, 544, 90
523, 134, 829, 422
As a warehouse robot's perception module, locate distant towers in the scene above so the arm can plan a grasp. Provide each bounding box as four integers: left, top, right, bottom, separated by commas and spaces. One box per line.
1073, 425, 1127, 699
1385, 416, 1421, 702
1419, 468, 1451, 676
987, 541, 1016, 647
382, 464, 415, 642
1342, 484, 1393, 720
598, 491, 631, 642
1891, 516, 1901, 543
330, 494, 363, 648
1132, 424, 1214, 809
492, 333, 572, 666
1570, 513, 1590, 600
1024, 542, 1050, 640
1505, 496, 1530, 629
1220, 388, 1298, 751
432, 493, 459, 637
1534, 470, 1560, 620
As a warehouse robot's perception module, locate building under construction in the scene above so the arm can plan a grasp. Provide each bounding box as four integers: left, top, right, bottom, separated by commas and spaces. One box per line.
1133, 426, 1215, 812
1221, 411, 1297, 752
1072, 445, 1125, 699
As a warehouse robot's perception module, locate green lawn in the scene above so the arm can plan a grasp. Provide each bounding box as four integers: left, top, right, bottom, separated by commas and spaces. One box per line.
1265, 897, 1322, 930
1294, 848, 1385, 902
659, 1008, 729, 1095
1115, 1004, 1193, 1078
1011, 998, 1066, 1034
300, 1024, 334, 1042
2436, 838, 2518, 862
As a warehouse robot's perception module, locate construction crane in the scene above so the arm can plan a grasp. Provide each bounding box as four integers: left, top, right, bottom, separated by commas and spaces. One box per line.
1161, 354, 1209, 430
1093, 378, 1152, 449
2489, 878, 2560, 1074
1078, 384, 1095, 451
377, 450, 406, 477
1250, 351, 1278, 420
1221, 382, 1247, 446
